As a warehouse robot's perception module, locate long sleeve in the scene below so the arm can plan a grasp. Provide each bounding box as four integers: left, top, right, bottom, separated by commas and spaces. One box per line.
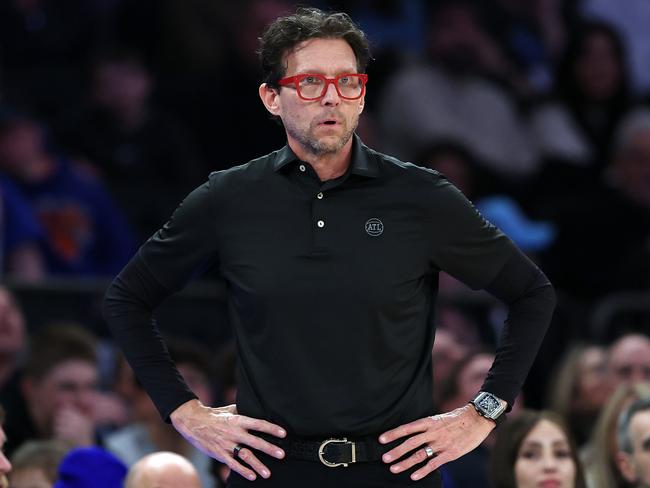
103, 255, 197, 421
480, 247, 556, 407
103, 177, 220, 421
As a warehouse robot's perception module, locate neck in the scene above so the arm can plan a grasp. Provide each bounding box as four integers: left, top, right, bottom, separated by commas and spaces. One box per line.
288, 137, 353, 181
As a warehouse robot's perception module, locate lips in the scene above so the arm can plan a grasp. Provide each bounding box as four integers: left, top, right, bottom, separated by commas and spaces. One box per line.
538, 479, 561, 488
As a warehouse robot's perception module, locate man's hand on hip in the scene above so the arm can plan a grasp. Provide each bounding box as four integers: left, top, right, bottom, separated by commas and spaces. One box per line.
170, 399, 286, 481
378, 404, 495, 481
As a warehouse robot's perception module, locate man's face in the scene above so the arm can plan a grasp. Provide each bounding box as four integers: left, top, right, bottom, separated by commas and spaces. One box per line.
619, 410, 650, 487
608, 335, 650, 387
24, 360, 98, 433
262, 38, 365, 158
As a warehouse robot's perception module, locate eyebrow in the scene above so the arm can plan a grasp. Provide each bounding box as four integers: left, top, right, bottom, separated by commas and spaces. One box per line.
294, 69, 358, 76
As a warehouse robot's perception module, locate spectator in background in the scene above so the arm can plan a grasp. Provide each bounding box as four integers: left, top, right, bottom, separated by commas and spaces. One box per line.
490, 409, 586, 488
56, 49, 204, 239
538, 110, 650, 303
105, 338, 218, 488
0, 176, 45, 280
124, 451, 201, 488
480, 0, 567, 94
379, 0, 538, 180
581, 0, 650, 94
608, 333, 650, 388
0, 406, 12, 488
0, 112, 136, 277
0, 287, 27, 396
547, 344, 611, 447
529, 21, 634, 180
3, 324, 100, 456
582, 383, 650, 488
616, 396, 650, 488
8, 440, 69, 488
53, 446, 127, 488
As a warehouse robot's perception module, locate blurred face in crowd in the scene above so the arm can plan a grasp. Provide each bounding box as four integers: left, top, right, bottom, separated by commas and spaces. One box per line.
0, 288, 25, 360
457, 353, 495, 401
92, 59, 151, 116
260, 38, 365, 159
431, 328, 467, 388
0, 120, 46, 182
575, 30, 622, 101
618, 409, 650, 487
428, 5, 483, 72
515, 419, 577, 488
8, 467, 50, 488
573, 346, 610, 413
615, 130, 650, 210
23, 360, 98, 434
608, 335, 650, 387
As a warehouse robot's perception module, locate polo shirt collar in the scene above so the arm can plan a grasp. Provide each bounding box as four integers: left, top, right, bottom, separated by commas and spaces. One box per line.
272, 134, 381, 178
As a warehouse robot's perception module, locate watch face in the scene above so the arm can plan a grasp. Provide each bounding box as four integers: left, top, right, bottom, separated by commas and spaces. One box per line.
477, 394, 500, 415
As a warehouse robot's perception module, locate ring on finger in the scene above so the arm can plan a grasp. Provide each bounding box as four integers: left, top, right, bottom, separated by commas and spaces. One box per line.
233, 444, 245, 459
424, 445, 434, 458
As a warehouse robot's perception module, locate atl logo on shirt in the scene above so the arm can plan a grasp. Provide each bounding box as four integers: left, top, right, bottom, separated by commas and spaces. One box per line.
365, 218, 384, 236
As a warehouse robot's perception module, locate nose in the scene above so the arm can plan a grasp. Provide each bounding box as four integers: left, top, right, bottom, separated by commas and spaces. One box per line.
541, 453, 558, 472
320, 81, 340, 106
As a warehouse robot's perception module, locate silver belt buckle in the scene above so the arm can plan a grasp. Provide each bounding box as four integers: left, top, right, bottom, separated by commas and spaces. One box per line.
318, 437, 357, 467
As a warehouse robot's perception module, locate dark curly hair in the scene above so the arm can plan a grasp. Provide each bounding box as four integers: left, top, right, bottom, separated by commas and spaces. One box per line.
257, 7, 371, 88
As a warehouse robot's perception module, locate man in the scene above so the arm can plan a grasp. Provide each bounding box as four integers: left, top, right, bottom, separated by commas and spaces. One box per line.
124, 452, 201, 488
104, 8, 555, 486
616, 397, 650, 487
0, 406, 12, 488
3, 324, 100, 456
608, 333, 650, 387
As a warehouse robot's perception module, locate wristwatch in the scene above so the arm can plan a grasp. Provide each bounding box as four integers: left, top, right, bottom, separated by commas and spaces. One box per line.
469, 391, 508, 426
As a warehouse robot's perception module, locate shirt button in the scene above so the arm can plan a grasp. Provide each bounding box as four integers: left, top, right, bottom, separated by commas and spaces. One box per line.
317, 192, 324, 199
317, 220, 325, 228
299, 164, 306, 172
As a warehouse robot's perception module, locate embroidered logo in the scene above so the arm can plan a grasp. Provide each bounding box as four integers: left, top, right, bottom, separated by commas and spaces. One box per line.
365, 218, 384, 236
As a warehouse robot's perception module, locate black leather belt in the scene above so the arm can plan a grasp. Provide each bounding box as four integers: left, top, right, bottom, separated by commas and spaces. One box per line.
266, 434, 397, 468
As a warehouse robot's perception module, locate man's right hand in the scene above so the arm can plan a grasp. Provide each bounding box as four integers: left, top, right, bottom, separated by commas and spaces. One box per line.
170, 399, 286, 481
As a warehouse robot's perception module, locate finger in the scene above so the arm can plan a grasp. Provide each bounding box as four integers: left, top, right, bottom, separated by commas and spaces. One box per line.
232, 446, 272, 479
382, 432, 431, 463
388, 446, 435, 474
237, 415, 287, 438
221, 448, 259, 482
411, 453, 453, 481
240, 432, 285, 459
379, 418, 430, 444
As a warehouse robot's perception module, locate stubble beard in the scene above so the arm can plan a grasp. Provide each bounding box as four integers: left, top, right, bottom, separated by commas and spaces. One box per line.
286, 115, 358, 157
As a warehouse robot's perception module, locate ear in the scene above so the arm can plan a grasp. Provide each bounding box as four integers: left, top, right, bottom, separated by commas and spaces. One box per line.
357, 95, 365, 114
259, 83, 281, 117
615, 451, 637, 483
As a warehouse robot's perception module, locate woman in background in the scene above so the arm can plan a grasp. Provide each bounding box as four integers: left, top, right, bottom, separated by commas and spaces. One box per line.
491, 409, 586, 488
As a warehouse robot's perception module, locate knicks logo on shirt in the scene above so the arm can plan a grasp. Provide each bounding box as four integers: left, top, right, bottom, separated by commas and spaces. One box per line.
365, 218, 384, 236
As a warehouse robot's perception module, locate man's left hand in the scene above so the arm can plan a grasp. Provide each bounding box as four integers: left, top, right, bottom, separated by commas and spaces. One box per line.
378, 404, 495, 481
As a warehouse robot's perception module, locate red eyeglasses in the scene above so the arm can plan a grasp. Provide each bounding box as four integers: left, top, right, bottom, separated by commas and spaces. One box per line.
278, 73, 368, 101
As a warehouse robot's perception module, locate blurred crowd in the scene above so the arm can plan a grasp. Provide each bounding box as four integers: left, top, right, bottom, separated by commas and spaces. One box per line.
0, 0, 649, 486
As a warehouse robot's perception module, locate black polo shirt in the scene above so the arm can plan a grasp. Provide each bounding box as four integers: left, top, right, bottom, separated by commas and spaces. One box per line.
122, 134, 516, 437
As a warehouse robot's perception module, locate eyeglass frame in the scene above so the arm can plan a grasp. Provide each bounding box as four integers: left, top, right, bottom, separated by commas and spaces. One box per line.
277, 73, 369, 101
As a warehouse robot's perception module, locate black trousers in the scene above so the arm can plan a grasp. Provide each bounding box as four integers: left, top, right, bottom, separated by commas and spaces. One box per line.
226, 450, 442, 488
